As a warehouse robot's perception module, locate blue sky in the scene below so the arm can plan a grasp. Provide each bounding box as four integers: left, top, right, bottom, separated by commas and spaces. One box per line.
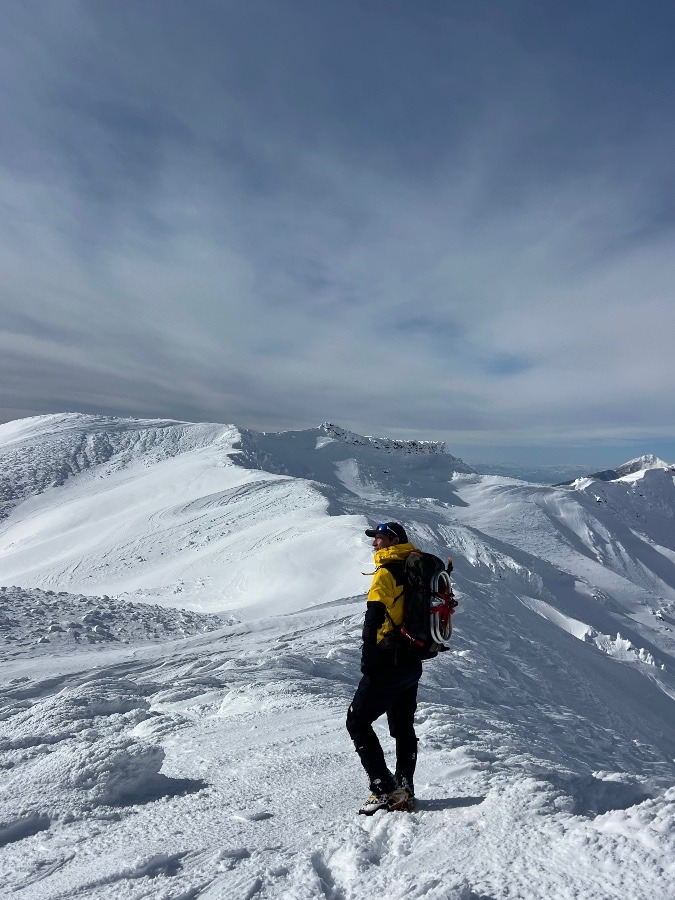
1, 0, 674, 466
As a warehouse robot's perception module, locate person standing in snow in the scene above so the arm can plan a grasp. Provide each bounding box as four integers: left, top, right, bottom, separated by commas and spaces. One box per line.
346, 521, 421, 815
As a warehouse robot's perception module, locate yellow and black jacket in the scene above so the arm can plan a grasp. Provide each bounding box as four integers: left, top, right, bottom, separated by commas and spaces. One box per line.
362, 542, 419, 672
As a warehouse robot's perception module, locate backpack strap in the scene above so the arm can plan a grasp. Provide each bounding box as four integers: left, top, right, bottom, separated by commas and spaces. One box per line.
378, 559, 405, 583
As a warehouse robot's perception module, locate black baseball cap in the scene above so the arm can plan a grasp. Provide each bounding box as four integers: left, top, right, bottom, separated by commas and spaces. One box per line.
365, 521, 408, 542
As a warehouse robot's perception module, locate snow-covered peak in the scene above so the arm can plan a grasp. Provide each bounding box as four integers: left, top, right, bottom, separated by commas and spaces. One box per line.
234, 422, 475, 503
318, 422, 466, 460
614, 454, 672, 477
589, 453, 673, 484
559, 453, 674, 487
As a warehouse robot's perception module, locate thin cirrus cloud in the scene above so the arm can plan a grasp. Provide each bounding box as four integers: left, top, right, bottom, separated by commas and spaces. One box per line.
1, 1, 674, 465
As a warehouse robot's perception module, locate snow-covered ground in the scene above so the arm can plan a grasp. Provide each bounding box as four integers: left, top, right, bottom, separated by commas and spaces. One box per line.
1, 414, 674, 899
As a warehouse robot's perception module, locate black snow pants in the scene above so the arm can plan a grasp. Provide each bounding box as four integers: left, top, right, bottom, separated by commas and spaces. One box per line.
346, 659, 422, 789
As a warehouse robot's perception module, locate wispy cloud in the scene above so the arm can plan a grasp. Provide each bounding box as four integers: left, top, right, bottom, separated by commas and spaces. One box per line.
1, 1, 674, 463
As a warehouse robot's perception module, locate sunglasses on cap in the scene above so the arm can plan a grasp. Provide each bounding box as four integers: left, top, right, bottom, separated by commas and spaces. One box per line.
374, 523, 398, 537
365, 522, 407, 540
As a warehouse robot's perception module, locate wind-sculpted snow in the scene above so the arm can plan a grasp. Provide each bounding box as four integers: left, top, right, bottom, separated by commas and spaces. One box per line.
0, 585, 225, 660
1, 595, 674, 898
1, 413, 675, 897
0, 413, 239, 520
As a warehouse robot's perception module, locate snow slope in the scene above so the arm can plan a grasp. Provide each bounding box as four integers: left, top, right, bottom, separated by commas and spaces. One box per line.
1, 414, 675, 899
0, 416, 373, 613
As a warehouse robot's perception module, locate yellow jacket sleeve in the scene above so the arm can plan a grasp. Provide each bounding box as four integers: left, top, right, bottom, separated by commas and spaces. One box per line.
367, 567, 405, 640
367, 566, 399, 606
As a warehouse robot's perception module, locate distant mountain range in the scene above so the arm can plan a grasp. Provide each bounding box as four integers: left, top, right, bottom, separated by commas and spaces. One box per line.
474, 455, 674, 486
473, 462, 590, 484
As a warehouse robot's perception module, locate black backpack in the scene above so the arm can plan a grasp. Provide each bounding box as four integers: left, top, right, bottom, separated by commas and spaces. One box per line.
383, 552, 457, 660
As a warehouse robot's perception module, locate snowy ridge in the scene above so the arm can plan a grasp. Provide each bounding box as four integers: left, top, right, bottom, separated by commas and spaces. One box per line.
0, 415, 360, 612
1, 413, 675, 898
318, 422, 473, 463
0, 415, 475, 609
0, 413, 238, 520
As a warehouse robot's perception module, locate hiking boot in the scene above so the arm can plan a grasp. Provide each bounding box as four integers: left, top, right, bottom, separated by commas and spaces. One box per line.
388, 775, 415, 812
358, 777, 395, 816
395, 774, 414, 795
